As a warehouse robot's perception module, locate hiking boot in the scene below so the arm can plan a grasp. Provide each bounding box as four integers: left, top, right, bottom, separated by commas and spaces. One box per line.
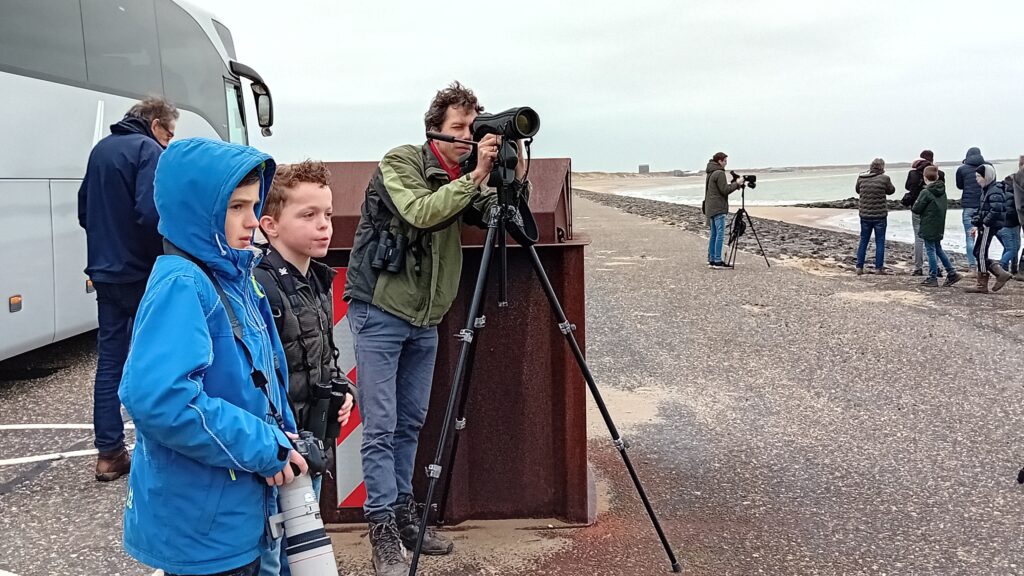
1013, 273, 1024, 282
920, 277, 939, 287
95, 447, 131, 481
716, 261, 733, 269
990, 263, 1012, 292
911, 268, 924, 276
368, 517, 409, 576
965, 273, 990, 294
855, 267, 864, 276
873, 267, 892, 275
395, 498, 454, 556
942, 272, 963, 287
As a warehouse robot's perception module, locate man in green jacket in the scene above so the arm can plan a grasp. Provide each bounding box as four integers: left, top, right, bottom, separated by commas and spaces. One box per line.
912, 165, 962, 287
344, 81, 528, 576
703, 152, 742, 268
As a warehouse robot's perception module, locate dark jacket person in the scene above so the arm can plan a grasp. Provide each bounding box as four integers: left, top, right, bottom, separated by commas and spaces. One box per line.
854, 158, 895, 273
855, 158, 896, 219
76, 97, 178, 481
703, 152, 741, 267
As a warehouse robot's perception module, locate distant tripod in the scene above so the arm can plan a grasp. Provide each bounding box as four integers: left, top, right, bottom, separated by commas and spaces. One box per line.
726, 185, 770, 268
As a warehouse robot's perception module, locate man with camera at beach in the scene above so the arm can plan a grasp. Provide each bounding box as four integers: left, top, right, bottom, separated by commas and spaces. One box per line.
703, 152, 743, 269
344, 81, 530, 576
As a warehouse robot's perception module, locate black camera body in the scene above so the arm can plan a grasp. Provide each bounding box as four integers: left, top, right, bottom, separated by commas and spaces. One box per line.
291, 430, 329, 477
730, 170, 757, 189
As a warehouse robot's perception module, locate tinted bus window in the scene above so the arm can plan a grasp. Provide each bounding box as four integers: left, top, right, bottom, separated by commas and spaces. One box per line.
156, 0, 229, 139
82, 0, 164, 95
213, 19, 237, 60
0, 0, 87, 82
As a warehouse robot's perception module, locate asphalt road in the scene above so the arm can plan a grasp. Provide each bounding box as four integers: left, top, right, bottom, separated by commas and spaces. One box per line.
2, 196, 1024, 575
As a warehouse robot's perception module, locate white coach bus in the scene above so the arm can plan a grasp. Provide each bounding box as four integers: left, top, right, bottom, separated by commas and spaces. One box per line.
0, 0, 275, 361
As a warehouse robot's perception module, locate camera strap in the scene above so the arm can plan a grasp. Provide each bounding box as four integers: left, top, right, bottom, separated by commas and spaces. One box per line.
163, 240, 290, 433
306, 270, 345, 378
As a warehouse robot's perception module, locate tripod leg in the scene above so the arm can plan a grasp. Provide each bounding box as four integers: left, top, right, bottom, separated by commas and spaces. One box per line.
744, 211, 771, 268
524, 245, 682, 573
409, 224, 497, 576
726, 213, 740, 268
435, 267, 492, 525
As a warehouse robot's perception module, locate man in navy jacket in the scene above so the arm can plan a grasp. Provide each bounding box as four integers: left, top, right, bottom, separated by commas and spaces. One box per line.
77, 97, 178, 481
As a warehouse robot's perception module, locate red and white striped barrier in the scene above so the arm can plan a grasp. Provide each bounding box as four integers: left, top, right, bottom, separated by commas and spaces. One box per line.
331, 269, 365, 508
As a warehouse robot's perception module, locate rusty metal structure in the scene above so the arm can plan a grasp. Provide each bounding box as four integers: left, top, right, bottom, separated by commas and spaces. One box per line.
318, 158, 593, 526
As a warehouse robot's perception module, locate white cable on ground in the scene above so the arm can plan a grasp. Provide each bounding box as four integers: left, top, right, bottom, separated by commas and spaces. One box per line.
0, 423, 135, 431
0, 444, 135, 467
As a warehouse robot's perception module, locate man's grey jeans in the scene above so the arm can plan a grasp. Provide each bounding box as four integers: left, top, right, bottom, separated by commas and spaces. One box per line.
348, 299, 439, 520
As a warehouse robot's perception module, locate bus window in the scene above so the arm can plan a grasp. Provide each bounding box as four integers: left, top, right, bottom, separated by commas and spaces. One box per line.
225, 82, 248, 145
212, 20, 237, 60
82, 0, 163, 95
0, 0, 87, 83
156, 0, 229, 140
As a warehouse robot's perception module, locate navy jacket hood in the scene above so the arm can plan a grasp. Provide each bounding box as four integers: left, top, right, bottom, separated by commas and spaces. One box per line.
964, 147, 985, 166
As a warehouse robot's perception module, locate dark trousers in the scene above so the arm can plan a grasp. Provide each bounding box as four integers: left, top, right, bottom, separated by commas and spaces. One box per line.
973, 225, 998, 275
856, 217, 887, 269
92, 280, 147, 453
165, 557, 260, 576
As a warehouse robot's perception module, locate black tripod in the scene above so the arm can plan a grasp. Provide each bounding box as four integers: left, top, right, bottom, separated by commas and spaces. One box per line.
726, 186, 770, 268
408, 197, 681, 574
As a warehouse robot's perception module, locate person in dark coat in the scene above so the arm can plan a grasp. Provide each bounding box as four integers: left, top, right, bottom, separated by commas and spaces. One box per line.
703, 152, 742, 268
854, 158, 896, 274
995, 175, 1021, 275
904, 150, 945, 275
911, 166, 961, 287
955, 147, 991, 270
965, 165, 1013, 293
1013, 156, 1024, 280
77, 97, 178, 481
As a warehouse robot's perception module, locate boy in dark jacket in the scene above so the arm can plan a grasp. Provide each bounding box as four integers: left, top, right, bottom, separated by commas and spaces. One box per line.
904, 150, 946, 275
965, 165, 1013, 293
911, 166, 961, 287
253, 161, 354, 574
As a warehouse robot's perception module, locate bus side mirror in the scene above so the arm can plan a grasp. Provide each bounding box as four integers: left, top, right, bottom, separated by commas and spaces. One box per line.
229, 61, 274, 137
252, 84, 273, 137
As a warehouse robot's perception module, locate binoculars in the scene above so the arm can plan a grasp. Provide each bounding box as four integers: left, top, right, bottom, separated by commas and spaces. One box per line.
371, 229, 408, 274
303, 374, 352, 443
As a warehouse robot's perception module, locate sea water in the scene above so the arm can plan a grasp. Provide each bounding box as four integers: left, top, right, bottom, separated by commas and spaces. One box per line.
621, 160, 1020, 260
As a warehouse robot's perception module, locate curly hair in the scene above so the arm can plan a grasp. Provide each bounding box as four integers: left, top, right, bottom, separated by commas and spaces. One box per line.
262, 160, 332, 219
424, 81, 484, 132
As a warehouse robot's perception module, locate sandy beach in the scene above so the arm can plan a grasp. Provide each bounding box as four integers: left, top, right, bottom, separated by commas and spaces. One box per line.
741, 206, 852, 234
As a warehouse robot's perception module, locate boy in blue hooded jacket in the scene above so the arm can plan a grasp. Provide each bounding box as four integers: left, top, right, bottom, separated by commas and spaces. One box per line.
119, 138, 308, 576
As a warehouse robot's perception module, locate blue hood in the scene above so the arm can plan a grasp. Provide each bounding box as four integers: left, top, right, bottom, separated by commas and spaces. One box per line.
155, 138, 276, 280
964, 147, 985, 166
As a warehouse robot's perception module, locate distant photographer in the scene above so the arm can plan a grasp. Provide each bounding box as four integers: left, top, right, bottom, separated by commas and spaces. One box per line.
344, 81, 530, 576
703, 152, 742, 269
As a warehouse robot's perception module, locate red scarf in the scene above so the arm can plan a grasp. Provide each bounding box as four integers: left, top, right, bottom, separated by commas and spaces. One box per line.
428, 141, 461, 181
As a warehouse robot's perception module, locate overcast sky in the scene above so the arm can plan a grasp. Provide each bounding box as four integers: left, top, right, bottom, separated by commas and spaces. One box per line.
202, 0, 1022, 172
